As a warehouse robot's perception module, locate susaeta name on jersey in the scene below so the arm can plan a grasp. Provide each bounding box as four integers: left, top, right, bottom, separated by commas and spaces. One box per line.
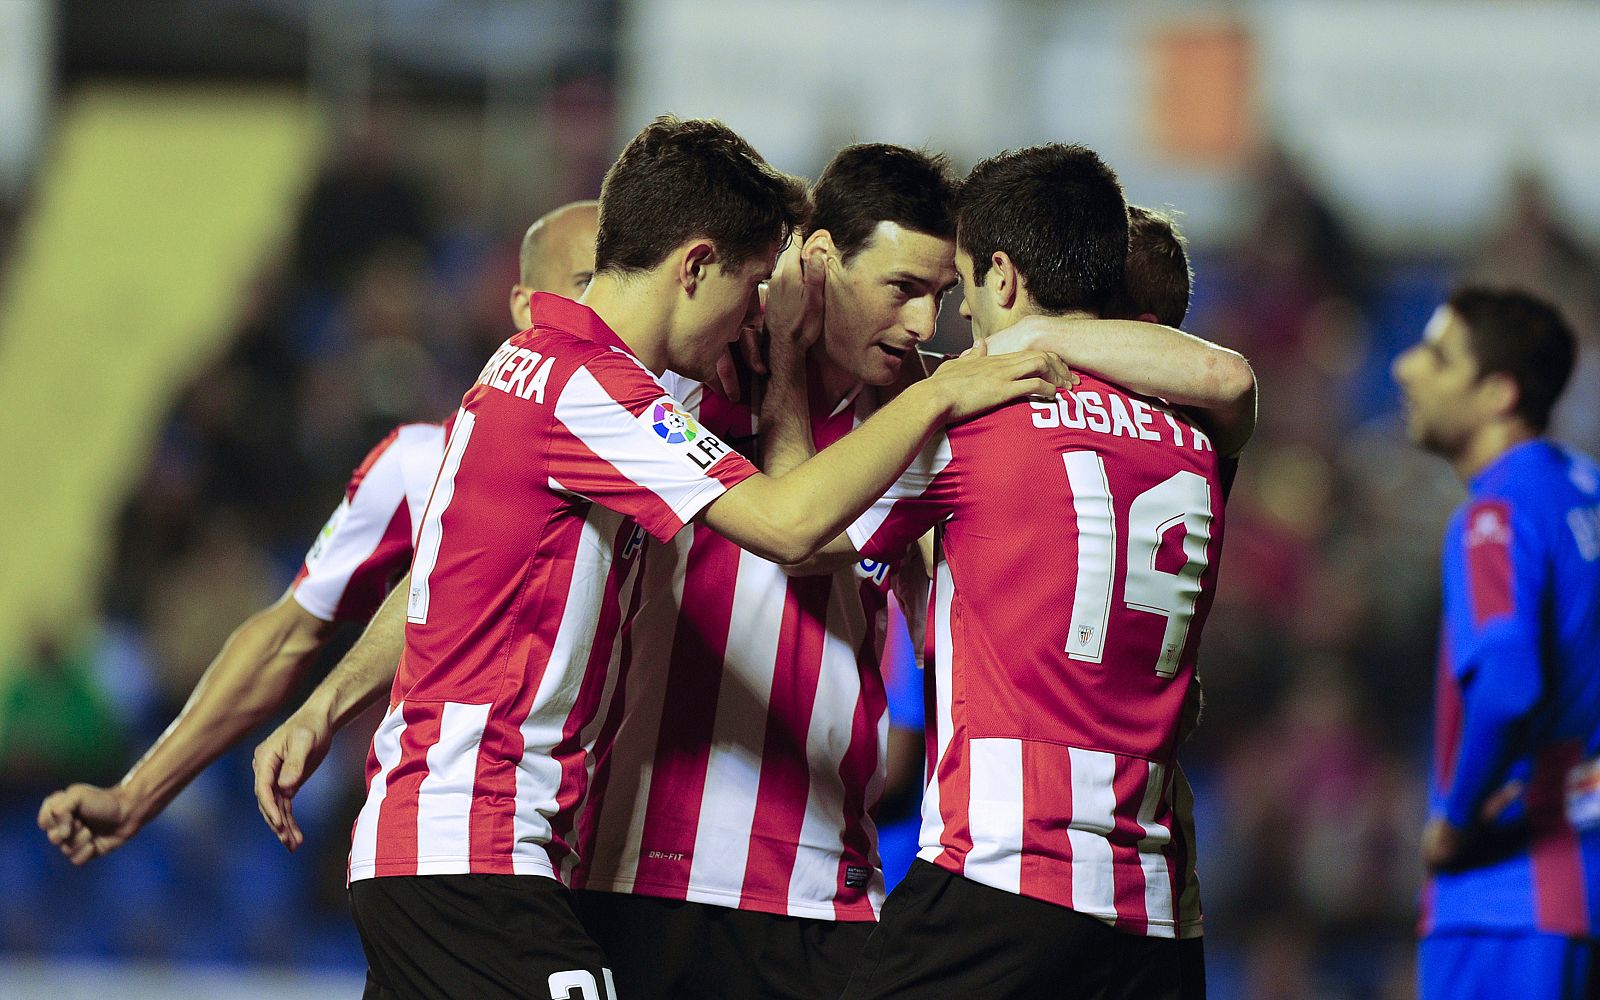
639, 397, 734, 471
477, 339, 557, 402
1029, 392, 1212, 452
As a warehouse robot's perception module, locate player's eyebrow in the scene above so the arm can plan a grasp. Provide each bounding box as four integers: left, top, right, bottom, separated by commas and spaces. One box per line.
888, 270, 952, 294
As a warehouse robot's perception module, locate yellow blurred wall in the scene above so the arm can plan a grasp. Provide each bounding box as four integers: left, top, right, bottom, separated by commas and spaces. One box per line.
0, 86, 319, 675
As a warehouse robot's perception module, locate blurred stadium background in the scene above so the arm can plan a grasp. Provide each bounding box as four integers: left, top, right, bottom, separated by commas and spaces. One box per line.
1, 1, 1597, 997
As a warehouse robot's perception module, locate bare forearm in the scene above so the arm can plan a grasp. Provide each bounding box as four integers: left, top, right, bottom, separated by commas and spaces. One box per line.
758, 335, 815, 477
1025, 318, 1253, 409
298, 579, 409, 731
1005, 317, 1255, 456
710, 382, 947, 564
120, 595, 332, 822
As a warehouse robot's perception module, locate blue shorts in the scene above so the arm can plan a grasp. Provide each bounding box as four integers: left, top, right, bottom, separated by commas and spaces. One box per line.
1421, 931, 1598, 1000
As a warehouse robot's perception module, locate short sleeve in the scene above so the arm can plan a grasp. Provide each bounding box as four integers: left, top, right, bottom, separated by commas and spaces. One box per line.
845, 432, 958, 560
291, 426, 420, 622
549, 351, 757, 543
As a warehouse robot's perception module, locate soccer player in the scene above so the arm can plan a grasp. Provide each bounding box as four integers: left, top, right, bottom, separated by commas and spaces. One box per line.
565, 143, 962, 999
773, 144, 1246, 999
35, 200, 601, 867
1393, 287, 1600, 1000
252, 118, 1074, 998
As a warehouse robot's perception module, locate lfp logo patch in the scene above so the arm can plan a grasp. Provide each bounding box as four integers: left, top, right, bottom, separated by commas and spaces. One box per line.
650, 401, 701, 444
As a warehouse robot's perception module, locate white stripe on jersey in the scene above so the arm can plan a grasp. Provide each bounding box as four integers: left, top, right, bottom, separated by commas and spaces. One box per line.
409, 411, 475, 625
965, 737, 1025, 894
294, 429, 418, 621
684, 546, 785, 901
415, 701, 493, 875
584, 528, 690, 886
788, 578, 872, 915
1066, 747, 1118, 917
560, 537, 645, 885
511, 492, 623, 877
395, 423, 449, 539
555, 367, 733, 528
917, 557, 958, 865
847, 434, 953, 551
1134, 761, 1175, 928
350, 704, 407, 879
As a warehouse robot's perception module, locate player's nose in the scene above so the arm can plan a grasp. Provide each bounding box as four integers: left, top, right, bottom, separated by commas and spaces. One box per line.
905, 299, 938, 343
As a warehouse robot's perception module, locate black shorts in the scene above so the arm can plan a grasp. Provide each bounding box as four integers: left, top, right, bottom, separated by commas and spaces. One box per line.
572, 889, 874, 1000
351, 874, 614, 1000
841, 860, 1205, 1000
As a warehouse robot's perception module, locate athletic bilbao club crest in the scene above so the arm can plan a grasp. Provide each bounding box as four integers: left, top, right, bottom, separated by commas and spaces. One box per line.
1077, 625, 1095, 646
650, 401, 700, 444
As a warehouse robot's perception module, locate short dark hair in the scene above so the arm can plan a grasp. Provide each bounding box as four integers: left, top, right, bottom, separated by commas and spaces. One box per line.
809, 144, 957, 261
956, 144, 1128, 315
594, 116, 809, 276
1103, 206, 1191, 328
1449, 285, 1576, 432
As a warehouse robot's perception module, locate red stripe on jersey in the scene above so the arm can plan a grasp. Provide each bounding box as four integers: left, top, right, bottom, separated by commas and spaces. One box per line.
1528, 740, 1589, 936
548, 417, 688, 543
1020, 740, 1068, 904
739, 573, 831, 908
628, 526, 741, 894
372, 702, 443, 874
936, 742, 975, 881
333, 499, 413, 621
463, 512, 589, 873
1109, 761, 1155, 936
833, 607, 890, 920
1432, 630, 1463, 790
1418, 877, 1437, 937
1464, 500, 1515, 626
1163, 768, 1195, 934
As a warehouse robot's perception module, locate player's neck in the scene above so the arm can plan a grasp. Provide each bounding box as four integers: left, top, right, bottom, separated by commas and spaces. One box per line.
809, 345, 858, 412
1455, 422, 1538, 482
996, 300, 1095, 333
580, 272, 672, 373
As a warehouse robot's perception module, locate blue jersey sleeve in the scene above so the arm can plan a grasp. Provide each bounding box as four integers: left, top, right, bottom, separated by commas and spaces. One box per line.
1439, 498, 1549, 829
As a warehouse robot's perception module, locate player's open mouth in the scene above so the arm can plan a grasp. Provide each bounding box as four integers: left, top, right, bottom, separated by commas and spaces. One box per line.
876, 344, 908, 360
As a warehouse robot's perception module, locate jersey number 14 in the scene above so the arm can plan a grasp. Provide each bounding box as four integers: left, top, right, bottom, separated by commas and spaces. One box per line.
1061, 451, 1213, 677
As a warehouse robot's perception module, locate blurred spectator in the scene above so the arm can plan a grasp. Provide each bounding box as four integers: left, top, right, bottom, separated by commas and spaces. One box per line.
0, 630, 124, 792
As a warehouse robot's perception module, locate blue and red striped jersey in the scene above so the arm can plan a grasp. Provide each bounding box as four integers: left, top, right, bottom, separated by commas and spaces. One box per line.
1423, 439, 1600, 938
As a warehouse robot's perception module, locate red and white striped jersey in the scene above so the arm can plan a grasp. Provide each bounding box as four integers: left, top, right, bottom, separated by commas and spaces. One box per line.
348, 293, 758, 885
846, 372, 1228, 938
573, 362, 892, 921
290, 421, 447, 623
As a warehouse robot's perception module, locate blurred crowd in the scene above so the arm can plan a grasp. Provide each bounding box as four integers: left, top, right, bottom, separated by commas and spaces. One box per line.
2, 103, 1598, 998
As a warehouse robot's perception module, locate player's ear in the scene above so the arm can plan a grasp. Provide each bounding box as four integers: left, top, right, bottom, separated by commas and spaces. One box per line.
1480, 371, 1521, 422
802, 229, 835, 273
991, 251, 1019, 309
680, 240, 717, 293
509, 284, 533, 330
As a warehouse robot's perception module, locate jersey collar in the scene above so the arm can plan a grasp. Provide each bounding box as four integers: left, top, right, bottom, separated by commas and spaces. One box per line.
528, 292, 635, 357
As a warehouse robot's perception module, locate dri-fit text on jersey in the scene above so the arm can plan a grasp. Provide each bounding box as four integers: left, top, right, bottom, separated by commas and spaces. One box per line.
478, 341, 557, 402
1029, 393, 1213, 452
